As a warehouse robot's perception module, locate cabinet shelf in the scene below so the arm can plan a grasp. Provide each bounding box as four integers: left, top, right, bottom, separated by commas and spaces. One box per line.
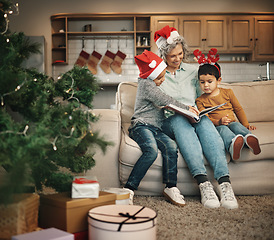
51, 14, 152, 65
67, 31, 135, 36
136, 46, 151, 48
136, 31, 151, 33
52, 47, 66, 50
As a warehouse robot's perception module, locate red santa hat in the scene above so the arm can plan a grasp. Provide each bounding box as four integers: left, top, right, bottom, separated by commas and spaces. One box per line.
134, 50, 167, 80
154, 25, 180, 49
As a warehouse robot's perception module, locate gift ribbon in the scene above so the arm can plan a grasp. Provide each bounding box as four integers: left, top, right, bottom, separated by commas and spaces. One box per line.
118, 206, 147, 231
90, 206, 154, 232
73, 178, 98, 184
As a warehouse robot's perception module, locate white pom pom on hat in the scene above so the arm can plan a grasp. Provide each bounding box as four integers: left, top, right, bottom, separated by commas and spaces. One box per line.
154, 25, 179, 49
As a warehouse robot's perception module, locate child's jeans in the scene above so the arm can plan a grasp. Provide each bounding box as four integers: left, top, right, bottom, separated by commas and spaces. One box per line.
126, 123, 178, 190
216, 122, 251, 151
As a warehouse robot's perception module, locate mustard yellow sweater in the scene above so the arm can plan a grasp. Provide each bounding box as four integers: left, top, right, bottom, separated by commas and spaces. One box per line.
196, 88, 249, 128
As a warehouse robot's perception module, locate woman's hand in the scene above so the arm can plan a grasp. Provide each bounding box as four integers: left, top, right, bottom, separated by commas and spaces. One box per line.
188, 106, 200, 115
219, 114, 231, 125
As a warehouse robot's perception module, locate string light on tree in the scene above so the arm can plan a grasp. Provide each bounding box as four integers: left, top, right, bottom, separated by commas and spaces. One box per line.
0, 2, 19, 35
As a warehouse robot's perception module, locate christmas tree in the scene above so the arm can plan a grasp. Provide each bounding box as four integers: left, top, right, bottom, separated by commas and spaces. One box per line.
0, 0, 111, 204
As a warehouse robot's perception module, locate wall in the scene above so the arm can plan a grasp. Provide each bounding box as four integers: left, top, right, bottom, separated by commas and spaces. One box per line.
8, 0, 274, 108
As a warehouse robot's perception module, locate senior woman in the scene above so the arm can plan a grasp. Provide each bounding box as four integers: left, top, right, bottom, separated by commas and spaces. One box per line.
154, 25, 238, 209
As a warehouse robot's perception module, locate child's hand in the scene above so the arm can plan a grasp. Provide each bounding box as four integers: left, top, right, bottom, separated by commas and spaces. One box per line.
189, 106, 200, 115
219, 114, 231, 125
248, 125, 257, 130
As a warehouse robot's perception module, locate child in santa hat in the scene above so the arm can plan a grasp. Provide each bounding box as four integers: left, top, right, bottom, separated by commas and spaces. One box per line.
123, 50, 197, 206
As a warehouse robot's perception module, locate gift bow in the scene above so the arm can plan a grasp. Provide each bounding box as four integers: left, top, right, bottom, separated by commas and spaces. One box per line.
73, 178, 98, 184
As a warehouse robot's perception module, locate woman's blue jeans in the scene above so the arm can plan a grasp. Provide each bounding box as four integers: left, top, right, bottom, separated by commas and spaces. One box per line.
216, 122, 251, 151
162, 114, 229, 181
126, 123, 178, 190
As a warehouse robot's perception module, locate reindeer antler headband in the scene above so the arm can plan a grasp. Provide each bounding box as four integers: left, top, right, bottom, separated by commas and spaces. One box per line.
193, 48, 220, 75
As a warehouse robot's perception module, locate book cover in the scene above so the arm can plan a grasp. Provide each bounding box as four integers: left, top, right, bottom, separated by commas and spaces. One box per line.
164, 102, 227, 123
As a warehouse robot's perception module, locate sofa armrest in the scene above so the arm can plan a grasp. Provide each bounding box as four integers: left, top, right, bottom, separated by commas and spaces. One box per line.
85, 109, 121, 189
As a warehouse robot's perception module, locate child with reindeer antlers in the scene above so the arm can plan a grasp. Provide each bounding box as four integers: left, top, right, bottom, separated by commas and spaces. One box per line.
194, 48, 261, 161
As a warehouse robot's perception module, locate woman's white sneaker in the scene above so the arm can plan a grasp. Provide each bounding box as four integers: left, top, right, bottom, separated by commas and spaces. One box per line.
163, 187, 186, 206
199, 181, 220, 209
218, 182, 239, 209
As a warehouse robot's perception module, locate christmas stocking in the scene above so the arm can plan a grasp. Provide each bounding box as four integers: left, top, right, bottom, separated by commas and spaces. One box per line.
99, 50, 116, 74
110, 50, 127, 74
87, 50, 102, 75
75, 50, 90, 67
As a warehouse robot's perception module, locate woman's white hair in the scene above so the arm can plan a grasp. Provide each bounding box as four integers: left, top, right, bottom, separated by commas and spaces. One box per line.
157, 35, 191, 63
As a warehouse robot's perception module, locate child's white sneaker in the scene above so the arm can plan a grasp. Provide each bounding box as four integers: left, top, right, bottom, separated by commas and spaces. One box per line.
229, 134, 244, 160
218, 182, 238, 210
123, 188, 134, 205
163, 187, 186, 206
199, 181, 220, 209
245, 133, 261, 155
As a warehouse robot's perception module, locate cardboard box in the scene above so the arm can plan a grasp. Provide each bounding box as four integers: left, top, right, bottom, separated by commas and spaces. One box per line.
12, 228, 74, 240
0, 193, 40, 239
88, 205, 157, 240
39, 191, 116, 233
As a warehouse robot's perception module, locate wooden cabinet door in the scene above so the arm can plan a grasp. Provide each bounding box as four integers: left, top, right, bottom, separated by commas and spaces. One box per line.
203, 16, 227, 52
179, 16, 203, 51
253, 16, 274, 61
179, 16, 227, 52
151, 16, 179, 53
228, 16, 254, 52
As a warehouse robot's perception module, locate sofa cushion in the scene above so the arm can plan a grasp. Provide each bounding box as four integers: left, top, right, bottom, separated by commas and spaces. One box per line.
220, 80, 274, 123
116, 82, 137, 126
235, 121, 274, 162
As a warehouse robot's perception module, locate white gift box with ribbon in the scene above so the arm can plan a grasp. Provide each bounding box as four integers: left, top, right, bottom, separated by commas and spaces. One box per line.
71, 176, 99, 199
88, 205, 157, 240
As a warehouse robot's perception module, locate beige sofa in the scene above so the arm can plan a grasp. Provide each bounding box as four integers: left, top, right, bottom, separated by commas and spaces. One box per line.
90, 80, 274, 196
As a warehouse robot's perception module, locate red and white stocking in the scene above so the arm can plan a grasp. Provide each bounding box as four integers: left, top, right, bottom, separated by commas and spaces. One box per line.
87, 50, 102, 75
75, 50, 90, 67
99, 50, 116, 74
110, 50, 127, 74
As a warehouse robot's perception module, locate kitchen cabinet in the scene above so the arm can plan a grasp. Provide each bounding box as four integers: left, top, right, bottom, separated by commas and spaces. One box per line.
228, 15, 274, 61
179, 16, 227, 52
52, 13, 274, 65
228, 16, 254, 53
51, 16, 68, 64
51, 14, 152, 65
135, 16, 151, 55
253, 16, 274, 61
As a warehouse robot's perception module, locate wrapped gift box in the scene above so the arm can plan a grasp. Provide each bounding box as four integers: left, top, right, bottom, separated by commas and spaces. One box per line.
39, 191, 116, 233
0, 193, 40, 239
74, 230, 88, 240
11, 227, 74, 240
88, 205, 157, 240
72, 176, 99, 199
102, 188, 130, 205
